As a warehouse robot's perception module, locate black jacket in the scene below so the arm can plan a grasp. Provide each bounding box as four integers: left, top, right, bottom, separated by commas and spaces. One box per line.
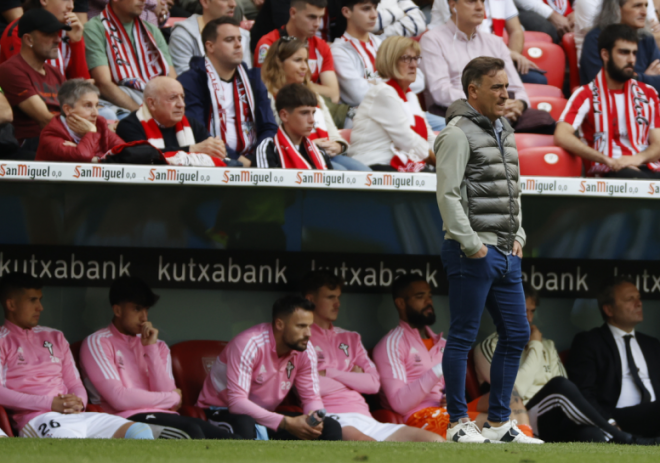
116, 112, 210, 153
566, 324, 660, 419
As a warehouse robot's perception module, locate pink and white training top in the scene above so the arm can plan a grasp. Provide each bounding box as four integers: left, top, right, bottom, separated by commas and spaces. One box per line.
79, 324, 180, 419
372, 320, 446, 421
310, 323, 379, 416
196, 322, 323, 430
0, 321, 87, 431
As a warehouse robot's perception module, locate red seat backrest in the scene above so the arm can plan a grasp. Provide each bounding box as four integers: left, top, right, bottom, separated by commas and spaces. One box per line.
519, 146, 582, 177
0, 405, 14, 437
524, 83, 562, 98
514, 133, 555, 151
523, 42, 566, 89
170, 340, 228, 407
562, 32, 580, 92
524, 31, 553, 44
529, 96, 568, 121
465, 349, 481, 403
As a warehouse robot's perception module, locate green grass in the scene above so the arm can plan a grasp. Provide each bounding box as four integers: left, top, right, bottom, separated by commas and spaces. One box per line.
1, 440, 659, 463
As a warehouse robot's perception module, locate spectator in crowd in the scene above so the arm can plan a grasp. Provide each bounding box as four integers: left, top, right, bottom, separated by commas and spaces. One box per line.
0, 273, 154, 440
420, 0, 530, 126
556, 25, 660, 178
261, 38, 369, 170
88, 0, 168, 26
347, 36, 435, 172
574, 0, 660, 59
253, 0, 340, 103
117, 77, 229, 166
475, 283, 660, 444
580, 0, 660, 90
429, 0, 546, 84
331, 0, 424, 107
254, 83, 334, 168
0, 1, 22, 37
80, 277, 239, 440
371, 275, 451, 438
374, 0, 426, 38
36, 79, 124, 162
178, 17, 277, 167
83, 0, 175, 112
568, 277, 660, 438
0, 9, 68, 155
514, 0, 573, 43
197, 294, 343, 441
0, 0, 90, 79
169, 0, 251, 75
435, 57, 538, 444
304, 271, 444, 442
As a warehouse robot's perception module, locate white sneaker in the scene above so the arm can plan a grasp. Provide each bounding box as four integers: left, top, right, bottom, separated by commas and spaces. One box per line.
446, 419, 491, 443
481, 420, 544, 444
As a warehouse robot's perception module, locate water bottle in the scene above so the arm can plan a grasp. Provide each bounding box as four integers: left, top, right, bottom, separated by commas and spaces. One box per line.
307, 408, 326, 427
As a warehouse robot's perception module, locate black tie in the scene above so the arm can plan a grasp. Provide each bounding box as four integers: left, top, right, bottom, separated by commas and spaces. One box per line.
623, 334, 652, 404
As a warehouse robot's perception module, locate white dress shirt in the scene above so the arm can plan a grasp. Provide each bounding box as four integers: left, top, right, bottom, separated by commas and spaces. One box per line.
608, 323, 656, 408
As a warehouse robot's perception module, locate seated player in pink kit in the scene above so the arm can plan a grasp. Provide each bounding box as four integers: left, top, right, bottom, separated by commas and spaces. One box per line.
303, 271, 444, 442
0, 273, 153, 440
373, 274, 452, 439
80, 277, 238, 440
197, 295, 342, 441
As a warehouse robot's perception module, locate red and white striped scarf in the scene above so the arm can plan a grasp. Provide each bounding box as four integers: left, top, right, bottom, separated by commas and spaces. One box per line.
484, 0, 506, 37
309, 101, 329, 141
386, 80, 428, 172
274, 126, 327, 170
47, 31, 70, 76
136, 104, 225, 166
544, 0, 572, 16
590, 69, 660, 173
100, 5, 168, 91
341, 33, 378, 79
205, 58, 256, 155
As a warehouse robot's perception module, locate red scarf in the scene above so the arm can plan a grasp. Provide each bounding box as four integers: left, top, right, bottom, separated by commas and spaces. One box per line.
342, 33, 377, 79
205, 58, 256, 155
100, 5, 168, 90
544, 0, 572, 16
274, 127, 327, 169
47, 30, 69, 76
385, 80, 428, 172
589, 69, 660, 174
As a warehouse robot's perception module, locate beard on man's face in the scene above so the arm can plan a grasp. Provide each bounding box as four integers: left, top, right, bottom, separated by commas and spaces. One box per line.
405, 304, 436, 327
284, 333, 309, 352
607, 58, 635, 83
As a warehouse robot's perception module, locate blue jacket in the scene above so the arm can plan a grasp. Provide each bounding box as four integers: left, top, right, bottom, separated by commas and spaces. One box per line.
178, 57, 277, 160
580, 28, 660, 92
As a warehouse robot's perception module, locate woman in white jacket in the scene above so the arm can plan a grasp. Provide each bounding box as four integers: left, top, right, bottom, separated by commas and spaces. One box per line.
348, 36, 436, 171
261, 37, 370, 170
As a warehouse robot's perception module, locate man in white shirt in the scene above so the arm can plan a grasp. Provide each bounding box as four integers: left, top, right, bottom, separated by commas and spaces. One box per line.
568, 277, 660, 438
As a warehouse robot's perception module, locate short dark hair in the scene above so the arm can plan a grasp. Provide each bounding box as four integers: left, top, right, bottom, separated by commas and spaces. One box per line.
300, 271, 344, 296
0, 273, 43, 311
22, 0, 42, 11
275, 83, 318, 113
201, 16, 241, 48
109, 277, 160, 308
461, 57, 505, 96
598, 24, 638, 61
597, 276, 636, 322
342, 0, 380, 10
391, 274, 427, 300
522, 282, 539, 306
272, 294, 315, 321
291, 0, 328, 9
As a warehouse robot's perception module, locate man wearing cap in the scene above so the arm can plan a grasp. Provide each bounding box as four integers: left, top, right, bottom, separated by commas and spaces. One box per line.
0, 9, 69, 156
80, 277, 239, 440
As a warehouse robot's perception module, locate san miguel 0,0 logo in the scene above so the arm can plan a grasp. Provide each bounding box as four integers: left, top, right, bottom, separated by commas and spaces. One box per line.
222, 170, 273, 185
148, 168, 200, 184
295, 171, 347, 186
578, 180, 637, 196
0, 164, 51, 180
73, 166, 125, 181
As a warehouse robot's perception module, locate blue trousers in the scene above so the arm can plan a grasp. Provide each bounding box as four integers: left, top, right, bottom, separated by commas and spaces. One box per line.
520, 69, 548, 85
440, 239, 529, 423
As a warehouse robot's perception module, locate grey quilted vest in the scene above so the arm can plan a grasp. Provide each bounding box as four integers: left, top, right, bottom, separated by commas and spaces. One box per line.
445, 99, 520, 253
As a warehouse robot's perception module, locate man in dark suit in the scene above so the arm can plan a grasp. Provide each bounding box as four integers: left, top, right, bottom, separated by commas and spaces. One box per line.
567, 277, 660, 438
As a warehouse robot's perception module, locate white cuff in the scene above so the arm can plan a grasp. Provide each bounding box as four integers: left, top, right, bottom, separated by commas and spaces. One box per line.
432, 363, 444, 378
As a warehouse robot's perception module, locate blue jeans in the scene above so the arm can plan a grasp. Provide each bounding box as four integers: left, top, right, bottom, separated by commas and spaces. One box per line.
440, 239, 529, 423
331, 155, 372, 171
425, 112, 446, 133
520, 69, 548, 85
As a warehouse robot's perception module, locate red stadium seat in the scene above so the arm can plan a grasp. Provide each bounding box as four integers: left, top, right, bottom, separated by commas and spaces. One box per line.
523, 42, 566, 89
514, 134, 555, 151
372, 409, 406, 424
170, 340, 228, 410
562, 32, 580, 92
339, 128, 351, 144
86, 404, 104, 413
524, 83, 562, 98
0, 405, 14, 437
519, 146, 582, 176
465, 349, 481, 403
529, 96, 568, 121
164, 17, 186, 27
524, 31, 553, 44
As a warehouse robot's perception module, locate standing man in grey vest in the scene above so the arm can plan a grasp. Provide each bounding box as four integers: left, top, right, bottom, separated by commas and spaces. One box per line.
435, 57, 542, 445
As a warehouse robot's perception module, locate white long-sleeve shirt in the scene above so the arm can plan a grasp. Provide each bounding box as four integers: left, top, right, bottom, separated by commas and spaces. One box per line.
375, 0, 427, 38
